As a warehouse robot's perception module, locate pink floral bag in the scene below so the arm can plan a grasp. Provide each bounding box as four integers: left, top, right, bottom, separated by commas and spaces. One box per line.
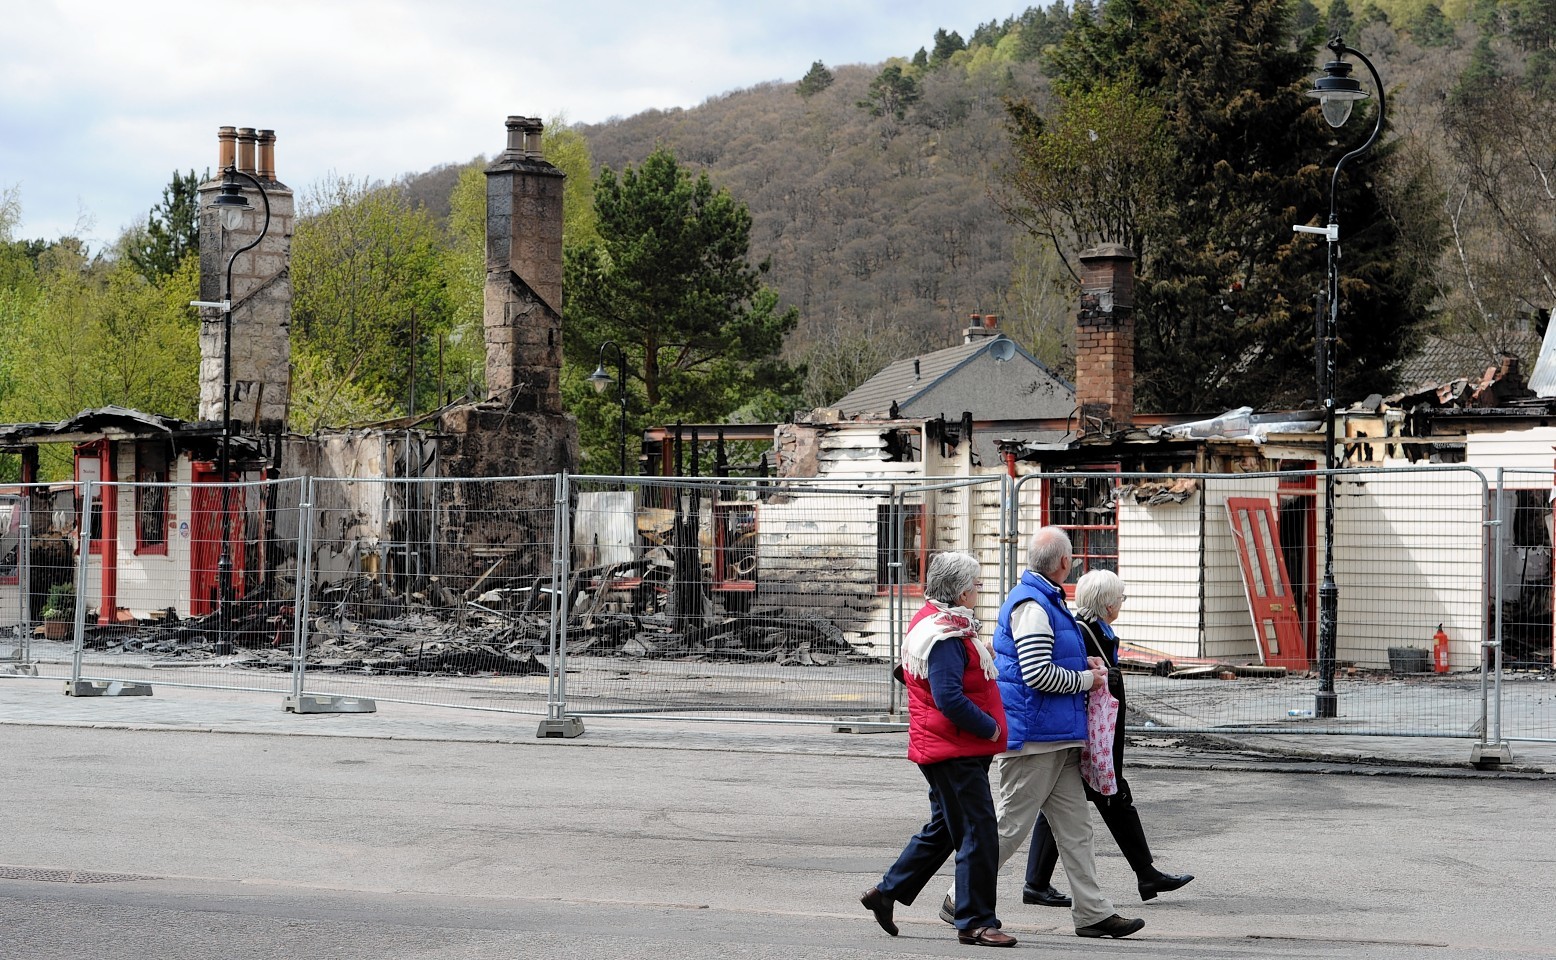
1080, 682, 1119, 796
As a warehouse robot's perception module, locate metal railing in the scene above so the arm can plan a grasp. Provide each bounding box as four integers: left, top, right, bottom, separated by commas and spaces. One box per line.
2, 467, 1549, 761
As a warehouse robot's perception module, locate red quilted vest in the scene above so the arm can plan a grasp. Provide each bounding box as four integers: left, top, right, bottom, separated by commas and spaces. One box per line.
903, 602, 1007, 765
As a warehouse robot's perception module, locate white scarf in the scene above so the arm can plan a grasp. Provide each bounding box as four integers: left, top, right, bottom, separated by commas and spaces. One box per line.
902, 599, 998, 681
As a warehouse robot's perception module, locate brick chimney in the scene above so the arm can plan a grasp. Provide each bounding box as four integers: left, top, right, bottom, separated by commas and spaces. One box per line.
1075, 244, 1136, 427
482, 115, 564, 412
197, 125, 294, 433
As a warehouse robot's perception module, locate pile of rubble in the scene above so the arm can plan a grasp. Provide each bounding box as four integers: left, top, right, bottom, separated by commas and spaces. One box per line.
80, 573, 870, 677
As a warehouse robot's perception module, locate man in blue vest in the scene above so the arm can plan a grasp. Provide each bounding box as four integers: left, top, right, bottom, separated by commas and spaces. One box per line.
941, 526, 1144, 939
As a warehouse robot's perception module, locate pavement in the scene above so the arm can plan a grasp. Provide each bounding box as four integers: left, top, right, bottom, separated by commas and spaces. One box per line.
5, 666, 1556, 959
2, 668, 1554, 777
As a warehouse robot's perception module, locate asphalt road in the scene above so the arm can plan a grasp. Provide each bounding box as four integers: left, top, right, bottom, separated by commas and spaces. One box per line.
2, 724, 1551, 959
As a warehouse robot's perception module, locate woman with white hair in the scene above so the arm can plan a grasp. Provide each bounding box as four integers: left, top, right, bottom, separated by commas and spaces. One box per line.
1021, 568, 1193, 908
860, 551, 1016, 948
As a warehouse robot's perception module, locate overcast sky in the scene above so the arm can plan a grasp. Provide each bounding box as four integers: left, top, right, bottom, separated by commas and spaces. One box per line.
1, 0, 1025, 251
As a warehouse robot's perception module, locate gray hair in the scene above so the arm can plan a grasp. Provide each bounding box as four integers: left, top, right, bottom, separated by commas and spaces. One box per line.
924, 551, 981, 605
1026, 526, 1072, 577
1073, 568, 1124, 620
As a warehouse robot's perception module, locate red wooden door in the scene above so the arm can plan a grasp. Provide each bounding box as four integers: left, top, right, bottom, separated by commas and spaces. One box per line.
1226, 497, 1310, 670
189, 463, 245, 616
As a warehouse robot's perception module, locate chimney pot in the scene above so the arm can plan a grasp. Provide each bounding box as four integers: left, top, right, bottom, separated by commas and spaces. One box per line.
217, 126, 237, 171
963, 312, 995, 343
256, 129, 276, 181
236, 127, 257, 175
984, 314, 997, 329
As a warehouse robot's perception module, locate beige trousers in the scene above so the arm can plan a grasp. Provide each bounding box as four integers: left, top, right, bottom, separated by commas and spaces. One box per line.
991, 747, 1116, 927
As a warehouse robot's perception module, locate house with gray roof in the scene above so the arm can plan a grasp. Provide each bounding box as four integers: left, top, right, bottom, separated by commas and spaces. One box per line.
830, 315, 1075, 464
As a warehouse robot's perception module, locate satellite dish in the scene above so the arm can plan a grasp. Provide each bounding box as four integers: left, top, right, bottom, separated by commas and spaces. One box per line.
989, 337, 1016, 362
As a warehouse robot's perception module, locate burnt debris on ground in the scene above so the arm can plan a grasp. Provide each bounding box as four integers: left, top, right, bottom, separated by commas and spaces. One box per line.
63, 564, 872, 677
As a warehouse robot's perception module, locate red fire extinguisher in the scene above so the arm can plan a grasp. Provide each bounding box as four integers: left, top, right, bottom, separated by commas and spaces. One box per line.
1433, 624, 1450, 674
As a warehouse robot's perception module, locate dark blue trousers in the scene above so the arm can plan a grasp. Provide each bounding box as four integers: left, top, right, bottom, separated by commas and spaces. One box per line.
877, 755, 1000, 931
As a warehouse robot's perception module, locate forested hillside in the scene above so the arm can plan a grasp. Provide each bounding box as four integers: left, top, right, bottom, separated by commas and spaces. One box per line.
573, 0, 1556, 411
578, 58, 1061, 406
9, 0, 1556, 479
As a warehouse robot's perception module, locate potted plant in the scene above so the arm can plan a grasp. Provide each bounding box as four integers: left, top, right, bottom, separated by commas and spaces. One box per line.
40, 582, 74, 641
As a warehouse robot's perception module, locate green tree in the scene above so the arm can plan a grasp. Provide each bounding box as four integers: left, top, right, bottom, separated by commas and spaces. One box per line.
1328, 0, 1354, 38
1002, 80, 1175, 259
858, 63, 922, 122
289, 175, 451, 427
1293, 0, 1321, 33
971, 17, 1012, 48
1023, 0, 1438, 411
1507, 0, 1556, 51
126, 170, 202, 283
1012, 2, 1075, 61
442, 162, 489, 406
796, 60, 835, 98
1410, 3, 1454, 46
931, 28, 967, 65
0, 186, 36, 479
0, 242, 199, 431
562, 148, 803, 470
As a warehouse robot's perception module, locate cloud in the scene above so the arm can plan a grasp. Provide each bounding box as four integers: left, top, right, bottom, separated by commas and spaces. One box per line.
1, 0, 1018, 247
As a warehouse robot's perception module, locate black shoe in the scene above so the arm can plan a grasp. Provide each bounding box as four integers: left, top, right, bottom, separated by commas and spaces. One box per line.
1138, 871, 1193, 901
938, 893, 956, 925
1021, 884, 1072, 907
860, 886, 898, 936
1076, 914, 1145, 939
958, 926, 1018, 947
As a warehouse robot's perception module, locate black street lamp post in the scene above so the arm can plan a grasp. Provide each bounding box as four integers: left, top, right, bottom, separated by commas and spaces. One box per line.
1296, 36, 1385, 719
202, 168, 271, 614
588, 340, 630, 476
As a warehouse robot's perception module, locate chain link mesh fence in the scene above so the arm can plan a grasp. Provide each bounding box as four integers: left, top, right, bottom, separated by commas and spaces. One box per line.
5, 465, 1552, 748
1009, 465, 1496, 738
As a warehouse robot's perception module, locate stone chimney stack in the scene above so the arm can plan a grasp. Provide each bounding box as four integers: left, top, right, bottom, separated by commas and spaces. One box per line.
963, 313, 999, 344
1075, 244, 1136, 427
482, 115, 564, 411
197, 125, 294, 433
434, 114, 578, 581
437, 114, 578, 482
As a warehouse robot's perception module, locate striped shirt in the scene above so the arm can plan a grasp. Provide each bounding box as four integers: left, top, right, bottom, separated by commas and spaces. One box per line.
1010, 598, 1098, 695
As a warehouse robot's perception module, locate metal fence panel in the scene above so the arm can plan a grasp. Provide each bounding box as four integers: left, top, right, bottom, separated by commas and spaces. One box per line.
556, 476, 906, 720
57, 476, 307, 695
1491, 469, 1556, 743
1008, 465, 1498, 738
2, 482, 76, 675
292, 475, 559, 716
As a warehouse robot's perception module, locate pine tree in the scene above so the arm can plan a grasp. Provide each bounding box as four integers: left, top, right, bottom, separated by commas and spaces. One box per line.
127, 170, 201, 283
562, 148, 802, 467
1327, 0, 1354, 39
1020, 0, 1438, 411
930, 28, 967, 65
796, 60, 834, 98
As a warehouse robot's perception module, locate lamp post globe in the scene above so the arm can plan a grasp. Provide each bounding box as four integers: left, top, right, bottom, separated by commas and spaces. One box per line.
592, 341, 629, 476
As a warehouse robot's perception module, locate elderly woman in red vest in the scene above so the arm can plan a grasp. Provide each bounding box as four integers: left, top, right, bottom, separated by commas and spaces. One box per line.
860, 551, 1016, 948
